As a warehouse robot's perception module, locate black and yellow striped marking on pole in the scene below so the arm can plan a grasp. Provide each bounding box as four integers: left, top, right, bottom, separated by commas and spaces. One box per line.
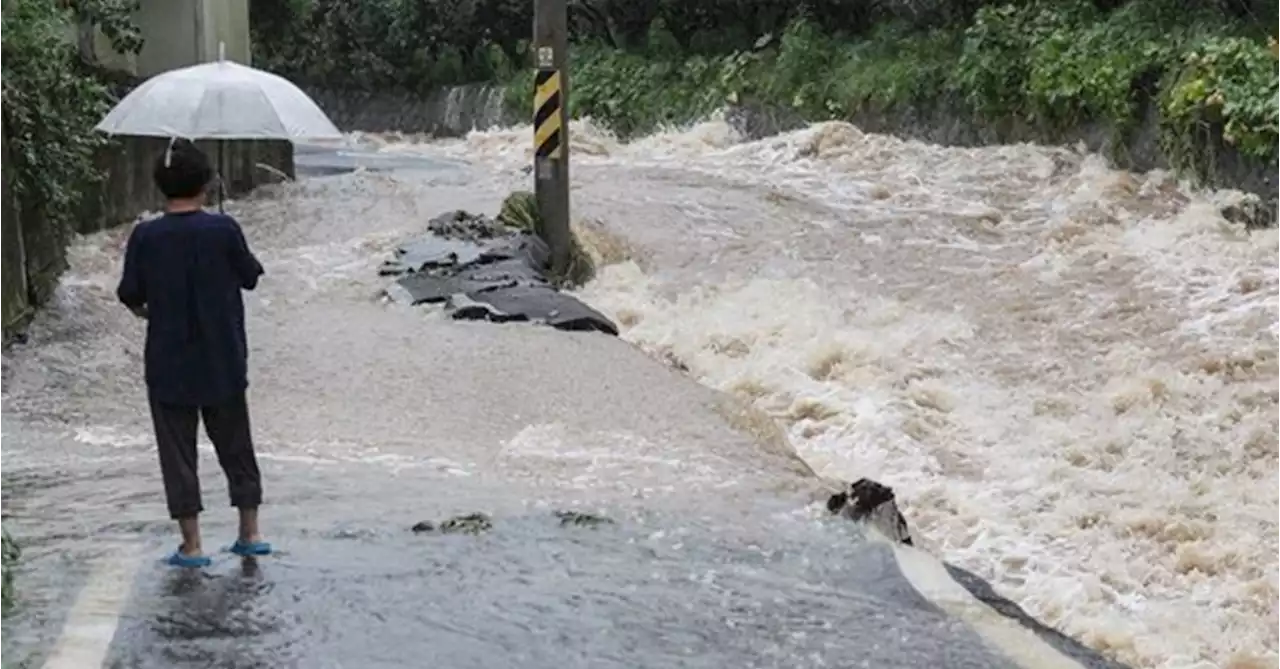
533, 69, 563, 159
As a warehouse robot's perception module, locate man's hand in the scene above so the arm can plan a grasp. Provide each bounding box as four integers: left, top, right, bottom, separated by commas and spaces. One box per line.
129, 305, 149, 320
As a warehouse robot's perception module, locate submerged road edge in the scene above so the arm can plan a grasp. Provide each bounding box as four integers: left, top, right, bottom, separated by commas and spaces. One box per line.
41, 543, 143, 669
838, 484, 1124, 668
883, 533, 1089, 669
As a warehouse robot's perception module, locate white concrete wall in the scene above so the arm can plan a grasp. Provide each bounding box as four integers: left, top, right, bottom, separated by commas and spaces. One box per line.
198, 0, 251, 64
125, 0, 251, 77
133, 0, 201, 76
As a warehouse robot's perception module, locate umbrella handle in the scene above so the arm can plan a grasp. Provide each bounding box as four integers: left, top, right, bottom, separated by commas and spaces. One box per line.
217, 140, 225, 213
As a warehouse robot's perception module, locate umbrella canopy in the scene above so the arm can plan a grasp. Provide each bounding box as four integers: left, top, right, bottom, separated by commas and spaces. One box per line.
95, 59, 342, 141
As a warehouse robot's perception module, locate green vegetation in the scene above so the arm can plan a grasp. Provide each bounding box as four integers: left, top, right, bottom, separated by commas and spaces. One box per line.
256, 0, 1278, 185
250, 0, 528, 92
498, 191, 595, 288
2, 530, 18, 615
1, 0, 142, 249
1161, 35, 1279, 175
546, 2, 1277, 174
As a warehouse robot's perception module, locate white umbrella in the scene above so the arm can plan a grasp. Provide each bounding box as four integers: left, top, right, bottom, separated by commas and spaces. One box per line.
95, 45, 343, 210
95, 53, 342, 141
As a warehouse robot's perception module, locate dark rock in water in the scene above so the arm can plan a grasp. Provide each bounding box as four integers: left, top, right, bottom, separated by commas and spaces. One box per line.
1219, 195, 1273, 230
554, 511, 615, 528
827, 478, 914, 546
381, 208, 618, 336
410, 520, 435, 534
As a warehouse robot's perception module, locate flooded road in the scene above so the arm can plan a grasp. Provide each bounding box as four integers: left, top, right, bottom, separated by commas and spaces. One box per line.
2, 164, 866, 667
2, 148, 1098, 668
1, 118, 1274, 669
415, 119, 1278, 669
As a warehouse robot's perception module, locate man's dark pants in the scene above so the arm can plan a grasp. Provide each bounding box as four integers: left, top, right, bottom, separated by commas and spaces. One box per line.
148, 392, 263, 519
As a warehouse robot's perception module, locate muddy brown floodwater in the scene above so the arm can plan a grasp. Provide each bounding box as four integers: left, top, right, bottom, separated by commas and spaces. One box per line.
417, 118, 1279, 669
1, 117, 1275, 669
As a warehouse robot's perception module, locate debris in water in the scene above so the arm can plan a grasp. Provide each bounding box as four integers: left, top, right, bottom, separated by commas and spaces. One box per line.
410, 513, 494, 535
1218, 193, 1273, 229
441, 513, 493, 534
380, 206, 618, 335
827, 478, 914, 546
658, 350, 690, 373
427, 209, 508, 242
554, 511, 616, 528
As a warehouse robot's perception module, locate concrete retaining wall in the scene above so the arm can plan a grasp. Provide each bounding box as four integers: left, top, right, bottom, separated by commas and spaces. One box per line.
77, 136, 294, 235
1, 134, 293, 340
117, 0, 252, 78
304, 84, 518, 136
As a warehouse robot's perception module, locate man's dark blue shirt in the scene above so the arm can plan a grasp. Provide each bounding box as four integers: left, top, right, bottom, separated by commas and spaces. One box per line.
117, 210, 264, 407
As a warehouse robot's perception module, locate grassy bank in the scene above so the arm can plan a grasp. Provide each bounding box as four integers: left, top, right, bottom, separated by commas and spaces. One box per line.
506, 2, 1276, 185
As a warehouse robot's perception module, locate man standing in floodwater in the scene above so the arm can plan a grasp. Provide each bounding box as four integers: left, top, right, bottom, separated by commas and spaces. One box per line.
116, 138, 272, 568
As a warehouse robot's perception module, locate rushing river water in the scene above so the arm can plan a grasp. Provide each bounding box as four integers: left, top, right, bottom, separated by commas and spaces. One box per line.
408, 118, 1279, 669
1, 117, 1275, 669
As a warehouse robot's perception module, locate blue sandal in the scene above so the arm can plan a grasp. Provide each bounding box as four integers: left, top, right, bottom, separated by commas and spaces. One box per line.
166, 549, 213, 568
229, 539, 272, 557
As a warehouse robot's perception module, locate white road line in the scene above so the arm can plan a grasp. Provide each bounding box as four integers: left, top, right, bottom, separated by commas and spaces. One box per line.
41, 543, 143, 669
886, 537, 1087, 669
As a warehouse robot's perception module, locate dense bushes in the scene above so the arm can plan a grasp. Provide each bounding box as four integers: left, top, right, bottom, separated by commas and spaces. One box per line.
258, 0, 1277, 182
251, 0, 527, 91
252, 0, 1059, 92
1, 0, 141, 249
1160, 35, 1279, 175
549, 1, 1277, 175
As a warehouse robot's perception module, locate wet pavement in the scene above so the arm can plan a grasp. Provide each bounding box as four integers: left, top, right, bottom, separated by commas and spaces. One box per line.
5, 430, 1113, 669
2, 352, 1116, 669
4, 126, 1255, 667
100, 511, 1024, 669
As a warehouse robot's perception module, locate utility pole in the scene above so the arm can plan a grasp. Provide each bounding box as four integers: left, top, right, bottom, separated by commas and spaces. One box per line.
533, 0, 571, 277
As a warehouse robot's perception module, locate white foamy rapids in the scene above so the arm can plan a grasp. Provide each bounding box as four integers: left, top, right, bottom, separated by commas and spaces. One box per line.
380, 114, 746, 171
374, 118, 1280, 669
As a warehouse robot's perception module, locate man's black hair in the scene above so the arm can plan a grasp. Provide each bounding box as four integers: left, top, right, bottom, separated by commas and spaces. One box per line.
153, 138, 213, 199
